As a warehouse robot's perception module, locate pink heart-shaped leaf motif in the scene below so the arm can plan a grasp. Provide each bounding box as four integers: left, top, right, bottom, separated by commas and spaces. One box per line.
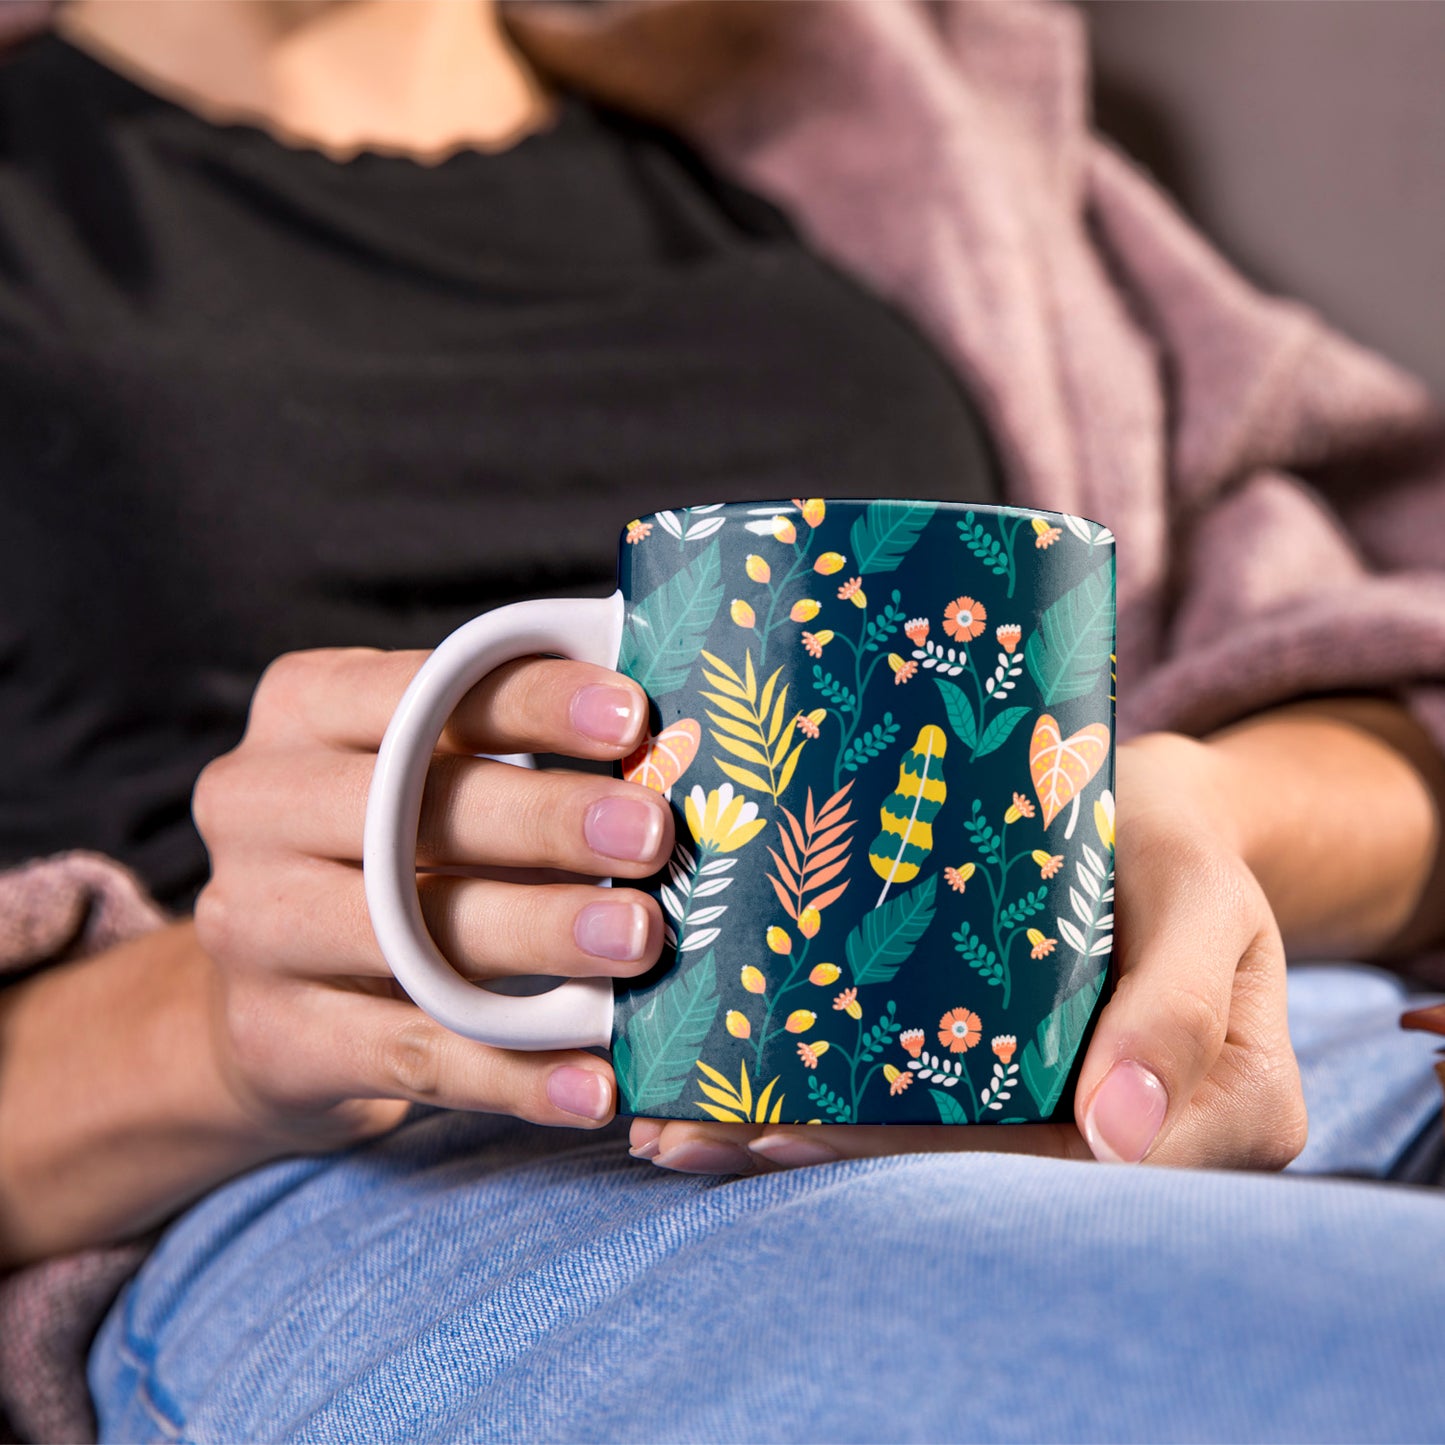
1029, 715, 1110, 829
623, 719, 701, 795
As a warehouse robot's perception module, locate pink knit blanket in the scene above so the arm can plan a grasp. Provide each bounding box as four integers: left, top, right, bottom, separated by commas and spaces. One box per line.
2, 3, 1442, 1440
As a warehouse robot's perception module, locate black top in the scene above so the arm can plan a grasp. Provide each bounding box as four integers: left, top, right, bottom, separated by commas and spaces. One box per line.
0, 36, 1002, 907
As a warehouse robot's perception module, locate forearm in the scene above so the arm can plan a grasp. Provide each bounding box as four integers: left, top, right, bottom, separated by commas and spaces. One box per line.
1154, 697, 1445, 960
0, 921, 288, 1268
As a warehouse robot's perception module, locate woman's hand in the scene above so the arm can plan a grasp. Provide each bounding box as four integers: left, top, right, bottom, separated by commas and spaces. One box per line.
194, 647, 672, 1149
628, 733, 1311, 1176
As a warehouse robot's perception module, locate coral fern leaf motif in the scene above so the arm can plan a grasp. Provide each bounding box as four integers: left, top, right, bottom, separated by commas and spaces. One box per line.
868, 725, 947, 903
767, 781, 856, 921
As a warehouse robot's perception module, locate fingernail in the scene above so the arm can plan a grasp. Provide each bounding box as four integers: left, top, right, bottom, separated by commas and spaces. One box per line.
546, 1066, 613, 1122
584, 797, 663, 864
574, 900, 649, 962
628, 1139, 661, 1160
571, 684, 643, 747
653, 1139, 754, 1175
1083, 1060, 1168, 1163
747, 1135, 841, 1169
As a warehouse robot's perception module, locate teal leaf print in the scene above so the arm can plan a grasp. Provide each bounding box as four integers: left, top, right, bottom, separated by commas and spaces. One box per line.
934, 677, 978, 751
846, 874, 939, 987
848, 500, 937, 576
930, 1088, 971, 1125
840, 714, 901, 773
619, 539, 723, 696
956, 511, 1012, 578
953, 920, 1004, 990
1019, 964, 1107, 1118
615, 949, 721, 1113
973, 704, 1032, 759
1023, 556, 1116, 706
808, 1074, 853, 1123
812, 663, 858, 715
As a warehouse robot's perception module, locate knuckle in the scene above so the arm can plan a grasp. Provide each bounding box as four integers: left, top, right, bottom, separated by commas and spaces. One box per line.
193, 882, 236, 961
191, 752, 240, 842
377, 1018, 444, 1101
1155, 978, 1229, 1069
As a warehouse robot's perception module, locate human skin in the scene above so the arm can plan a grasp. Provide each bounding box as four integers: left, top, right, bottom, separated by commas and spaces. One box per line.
3, 2, 1445, 1265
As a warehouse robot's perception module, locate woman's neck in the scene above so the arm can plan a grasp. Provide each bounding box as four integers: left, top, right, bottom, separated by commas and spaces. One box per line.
57, 0, 554, 160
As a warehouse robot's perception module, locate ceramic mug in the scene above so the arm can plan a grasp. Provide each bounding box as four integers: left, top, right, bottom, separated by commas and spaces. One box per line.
365, 498, 1116, 1126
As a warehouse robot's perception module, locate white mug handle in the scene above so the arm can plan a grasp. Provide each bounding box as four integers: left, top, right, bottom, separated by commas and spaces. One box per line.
363, 592, 626, 1050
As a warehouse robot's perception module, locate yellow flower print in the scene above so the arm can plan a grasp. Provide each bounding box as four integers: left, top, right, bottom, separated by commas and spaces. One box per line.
725, 1010, 751, 1039
809, 963, 841, 986
745, 554, 771, 584
798, 498, 826, 528
625, 519, 652, 544
730, 599, 756, 629
833, 988, 862, 1020
684, 782, 767, 853
766, 925, 792, 955
837, 576, 867, 608
944, 863, 975, 893
1027, 928, 1057, 959
814, 551, 846, 576
1095, 789, 1116, 851
797, 906, 821, 940
740, 966, 766, 995
1032, 849, 1064, 879
785, 1009, 816, 1034
797, 1040, 831, 1069
1004, 791, 1036, 824
791, 598, 821, 622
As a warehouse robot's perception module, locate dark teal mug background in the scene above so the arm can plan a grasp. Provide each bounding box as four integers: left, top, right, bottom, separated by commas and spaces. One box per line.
610, 498, 1116, 1126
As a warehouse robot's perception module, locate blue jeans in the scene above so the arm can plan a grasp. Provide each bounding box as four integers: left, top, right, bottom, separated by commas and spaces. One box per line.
91, 967, 1445, 1443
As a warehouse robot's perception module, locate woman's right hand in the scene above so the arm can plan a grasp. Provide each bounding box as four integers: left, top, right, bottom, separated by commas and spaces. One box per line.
192, 647, 672, 1149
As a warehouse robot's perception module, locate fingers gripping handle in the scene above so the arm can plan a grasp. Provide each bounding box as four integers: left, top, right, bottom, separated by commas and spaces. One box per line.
363, 593, 625, 1049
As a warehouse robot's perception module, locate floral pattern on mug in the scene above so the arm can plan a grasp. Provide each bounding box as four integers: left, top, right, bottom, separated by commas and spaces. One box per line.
611, 499, 1115, 1125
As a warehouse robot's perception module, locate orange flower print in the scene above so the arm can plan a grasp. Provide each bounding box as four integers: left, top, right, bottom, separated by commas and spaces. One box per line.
802, 630, 834, 658
942, 595, 987, 642
745, 554, 771, 584
814, 551, 846, 576
791, 598, 821, 622
887, 654, 918, 684
837, 576, 867, 608
785, 1009, 816, 1034
833, 987, 863, 1020
730, 599, 756, 629
772, 517, 798, 545
996, 623, 1022, 653
1032, 849, 1064, 879
992, 1034, 1017, 1064
798, 1040, 831, 1069
726, 1010, 751, 1039
625, 519, 652, 544
884, 1064, 913, 1096
797, 498, 826, 528
796, 711, 821, 739
904, 617, 930, 645
943, 863, 975, 893
1031, 517, 1062, 549
1027, 928, 1057, 959
939, 1007, 982, 1054
809, 963, 841, 986
900, 1028, 926, 1057
1004, 791, 1036, 824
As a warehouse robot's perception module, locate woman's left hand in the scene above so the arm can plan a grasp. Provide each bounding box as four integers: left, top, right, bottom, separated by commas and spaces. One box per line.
628, 733, 1310, 1175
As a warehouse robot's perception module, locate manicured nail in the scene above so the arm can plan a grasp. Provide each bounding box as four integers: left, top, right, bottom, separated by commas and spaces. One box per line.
629, 1138, 661, 1160
571, 684, 643, 747
584, 797, 663, 863
1083, 1060, 1168, 1163
574, 900, 649, 962
546, 1066, 612, 1122
653, 1139, 754, 1175
747, 1135, 841, 1169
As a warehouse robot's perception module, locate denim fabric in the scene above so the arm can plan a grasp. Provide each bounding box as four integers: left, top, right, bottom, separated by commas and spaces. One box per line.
91, 966, 1445, 1444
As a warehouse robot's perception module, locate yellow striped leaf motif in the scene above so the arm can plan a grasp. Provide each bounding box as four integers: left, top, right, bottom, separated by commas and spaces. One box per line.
868, 725, 948, 905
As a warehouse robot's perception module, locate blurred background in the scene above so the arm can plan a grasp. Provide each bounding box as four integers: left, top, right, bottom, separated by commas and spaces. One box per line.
1086, 0, 1445, 401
